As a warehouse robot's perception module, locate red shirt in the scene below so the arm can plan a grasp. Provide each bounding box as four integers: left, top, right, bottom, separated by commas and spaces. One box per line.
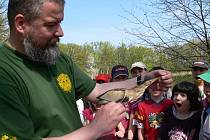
135, 99, 173, 140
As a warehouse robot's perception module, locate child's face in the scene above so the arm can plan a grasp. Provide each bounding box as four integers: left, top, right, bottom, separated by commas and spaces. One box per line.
173, 92, 190, 114
148, 82, 163, 97
204, 81, 210, 97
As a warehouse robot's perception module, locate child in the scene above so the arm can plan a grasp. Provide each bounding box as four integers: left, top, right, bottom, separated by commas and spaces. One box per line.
158, 81, 202, 140
198, 70, 210, 140
134, 79, 173, 140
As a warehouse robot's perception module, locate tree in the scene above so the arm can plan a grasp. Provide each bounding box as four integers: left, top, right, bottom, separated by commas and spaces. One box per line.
59, 43, 94, 74
114, 42, 128, 66
0, 0, 8, 41
59, 41, 174, 78
93, 41, 115, 74
123, 0, 210, 67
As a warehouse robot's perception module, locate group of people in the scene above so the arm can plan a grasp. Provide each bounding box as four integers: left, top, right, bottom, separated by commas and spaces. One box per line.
0, 0, 173, 140
0, 0, 209, 140
90, 63, 147, 140
85, 60, 210, 140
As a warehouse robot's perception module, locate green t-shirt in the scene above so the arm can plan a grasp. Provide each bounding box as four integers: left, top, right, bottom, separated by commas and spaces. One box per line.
0, 43, 96, 140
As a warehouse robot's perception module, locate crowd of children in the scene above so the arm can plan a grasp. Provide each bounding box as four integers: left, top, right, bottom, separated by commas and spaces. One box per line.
79, 60, 210, 140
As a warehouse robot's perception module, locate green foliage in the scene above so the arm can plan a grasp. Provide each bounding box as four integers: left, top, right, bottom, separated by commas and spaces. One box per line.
173, 74, 193, 86
93, 41, 115, 73
114, 43, 128, 66
59, 43, 94, 74
59, 41, 175, 77
126, 45, 155, 70
59, 41, 196, 86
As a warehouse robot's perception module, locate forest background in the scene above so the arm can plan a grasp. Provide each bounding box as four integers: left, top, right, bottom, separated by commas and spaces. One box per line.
0, 0, 210, 84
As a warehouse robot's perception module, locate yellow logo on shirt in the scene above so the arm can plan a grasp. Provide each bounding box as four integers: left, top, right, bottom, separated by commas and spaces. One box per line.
1, 134, 17, 140
57, 73, 72, 93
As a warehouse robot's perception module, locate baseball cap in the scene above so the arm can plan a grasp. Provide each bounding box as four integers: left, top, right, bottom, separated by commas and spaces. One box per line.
95, 74, 110, 83
198, 69, 210, 83
131, 62, 147, 71
190, 60, 209, 69
111, 65, 129, 79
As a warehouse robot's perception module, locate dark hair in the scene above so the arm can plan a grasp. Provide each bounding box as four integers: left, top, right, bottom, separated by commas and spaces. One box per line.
172, 81, 202, 111
7, 0, 65, 30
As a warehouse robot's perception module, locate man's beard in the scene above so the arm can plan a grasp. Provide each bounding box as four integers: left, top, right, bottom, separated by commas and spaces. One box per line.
23, 35, 60, 65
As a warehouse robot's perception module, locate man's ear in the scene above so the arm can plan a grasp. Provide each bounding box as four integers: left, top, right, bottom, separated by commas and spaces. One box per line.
14, 14, 27, 35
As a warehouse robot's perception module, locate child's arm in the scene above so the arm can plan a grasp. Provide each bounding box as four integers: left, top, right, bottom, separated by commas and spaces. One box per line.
115, 122, 125, 138
138, 128, 144, 140
127, 126, 135, 140
127, 112, 136, 140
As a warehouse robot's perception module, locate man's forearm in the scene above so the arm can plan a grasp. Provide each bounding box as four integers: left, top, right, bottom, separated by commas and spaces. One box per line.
87, 77, 138, 102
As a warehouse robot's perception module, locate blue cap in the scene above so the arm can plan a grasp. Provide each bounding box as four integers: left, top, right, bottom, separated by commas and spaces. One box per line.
111, 65, 129, 79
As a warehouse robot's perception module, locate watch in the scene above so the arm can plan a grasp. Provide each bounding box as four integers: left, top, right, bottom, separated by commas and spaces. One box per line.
137, 75, 144, 85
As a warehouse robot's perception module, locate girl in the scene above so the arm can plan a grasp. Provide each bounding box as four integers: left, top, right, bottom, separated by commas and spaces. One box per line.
159, 81, 202, 140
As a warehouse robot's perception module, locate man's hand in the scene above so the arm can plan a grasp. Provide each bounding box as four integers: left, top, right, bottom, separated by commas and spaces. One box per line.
88, 102, 126, 136
144, 70, 173, 92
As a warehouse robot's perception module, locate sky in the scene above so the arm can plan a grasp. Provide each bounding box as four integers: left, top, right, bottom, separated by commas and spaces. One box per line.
61, 0, 147, 46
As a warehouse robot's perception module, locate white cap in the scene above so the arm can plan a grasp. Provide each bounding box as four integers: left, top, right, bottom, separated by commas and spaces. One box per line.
131, 62, 147, 70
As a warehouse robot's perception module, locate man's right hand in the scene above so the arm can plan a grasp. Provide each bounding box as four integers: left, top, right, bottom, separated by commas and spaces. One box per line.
89, 102, 126, 136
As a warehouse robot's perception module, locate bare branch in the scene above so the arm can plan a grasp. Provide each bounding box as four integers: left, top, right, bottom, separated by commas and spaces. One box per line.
123, 0, 210, 64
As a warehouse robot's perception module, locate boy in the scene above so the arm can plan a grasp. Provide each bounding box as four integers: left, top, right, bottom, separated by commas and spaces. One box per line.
134, 79, 173, 140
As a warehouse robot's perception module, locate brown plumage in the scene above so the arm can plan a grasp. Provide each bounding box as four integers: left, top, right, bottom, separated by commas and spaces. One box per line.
97, 77, 159, 104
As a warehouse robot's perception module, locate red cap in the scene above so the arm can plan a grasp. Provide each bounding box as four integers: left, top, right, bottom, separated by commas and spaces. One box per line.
95, 74, 110, 83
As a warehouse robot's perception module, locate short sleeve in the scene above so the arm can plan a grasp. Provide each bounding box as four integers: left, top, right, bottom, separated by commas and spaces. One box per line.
134, 103, 145, 128
73, 63, 96, 99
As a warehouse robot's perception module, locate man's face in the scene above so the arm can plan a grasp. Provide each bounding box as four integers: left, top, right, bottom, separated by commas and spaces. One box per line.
23, 2, 64, 65
23, 29, 60, 65
131, 67, 146, 78
191, 67, 208, 79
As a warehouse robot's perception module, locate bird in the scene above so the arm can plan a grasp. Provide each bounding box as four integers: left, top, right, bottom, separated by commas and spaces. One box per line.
97, 77, 159, 104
